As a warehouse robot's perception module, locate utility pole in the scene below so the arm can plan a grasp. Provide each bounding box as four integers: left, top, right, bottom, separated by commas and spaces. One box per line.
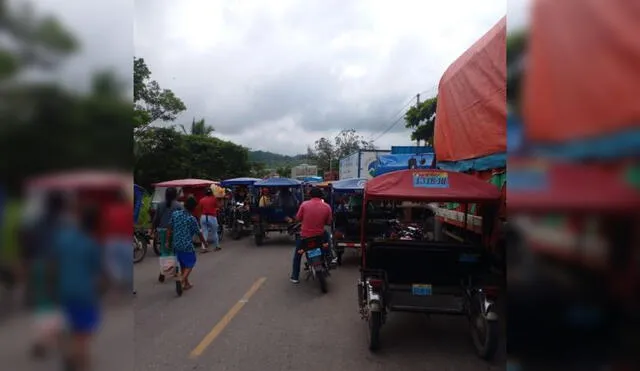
415, 93, 421, 146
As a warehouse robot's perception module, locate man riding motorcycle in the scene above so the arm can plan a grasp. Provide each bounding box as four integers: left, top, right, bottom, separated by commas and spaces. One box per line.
289, 187, 333, 284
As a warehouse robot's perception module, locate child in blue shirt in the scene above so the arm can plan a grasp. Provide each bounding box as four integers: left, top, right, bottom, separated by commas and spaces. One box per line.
168, 196, 207, 291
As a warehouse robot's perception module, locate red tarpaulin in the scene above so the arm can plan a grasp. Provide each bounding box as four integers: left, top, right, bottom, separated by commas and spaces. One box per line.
27, 170, 131, 190
364, 169, 501, 202
151, 178, 218, 187
508, 158, 640, 213
434, 16, 506, 162
523, 0, 640, 142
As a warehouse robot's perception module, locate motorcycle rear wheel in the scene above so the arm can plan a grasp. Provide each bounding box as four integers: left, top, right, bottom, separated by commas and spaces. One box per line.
369, 311, 382, 351
133, 237, 147, 264
318, 271, 328, 293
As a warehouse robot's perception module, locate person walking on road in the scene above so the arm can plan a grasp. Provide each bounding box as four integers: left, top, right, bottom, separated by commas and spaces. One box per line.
289, 187, 332, 284
151, 187, 182, 257
102, 190, 133, 296
198, 187, 221, 252
51, 203, 103, 371
168, 196, 207, 291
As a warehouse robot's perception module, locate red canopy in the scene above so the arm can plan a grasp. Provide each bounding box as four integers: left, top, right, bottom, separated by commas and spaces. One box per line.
26, 170, 131, 190
151, 178, 218, 187
364, 169, 501, 202
508, 159, 640, 213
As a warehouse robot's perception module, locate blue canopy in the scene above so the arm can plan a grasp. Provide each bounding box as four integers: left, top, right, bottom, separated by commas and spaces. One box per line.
254, 177, 302, 187
220, 177, 262, 187
300, 176, 322, 183
331, 177, 367, 192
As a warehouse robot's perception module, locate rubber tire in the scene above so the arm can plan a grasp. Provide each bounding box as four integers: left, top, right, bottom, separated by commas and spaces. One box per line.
232, 226, 241, 240
471, 314, 499, 360
254, 233, 264, 246
318, 271, 328, 293
218, 225, 224, 242
336, 251, 344, 266
133, 238, 147, 264
175, 281, 183, 297
158, 274, 165, 283
369, 311, 382, 351
153, 242, 161, 256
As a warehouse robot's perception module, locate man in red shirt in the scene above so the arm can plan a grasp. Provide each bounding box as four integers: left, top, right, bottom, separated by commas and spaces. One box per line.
102, 190, 134, 294
290, 187, 332, 283
198, 188, 221, 252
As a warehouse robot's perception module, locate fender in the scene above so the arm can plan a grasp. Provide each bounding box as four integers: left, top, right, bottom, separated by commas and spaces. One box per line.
367, 284, 382, 312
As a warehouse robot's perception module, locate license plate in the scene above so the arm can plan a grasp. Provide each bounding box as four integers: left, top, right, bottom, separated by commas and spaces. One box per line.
411, 284, 432, 296
306, 248, 322, 258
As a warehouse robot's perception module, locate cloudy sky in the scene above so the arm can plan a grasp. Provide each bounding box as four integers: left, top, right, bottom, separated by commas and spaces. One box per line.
32, 0, 530, 155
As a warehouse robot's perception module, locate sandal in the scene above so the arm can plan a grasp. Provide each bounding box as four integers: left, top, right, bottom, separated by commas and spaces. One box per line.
183, 283, 194, 290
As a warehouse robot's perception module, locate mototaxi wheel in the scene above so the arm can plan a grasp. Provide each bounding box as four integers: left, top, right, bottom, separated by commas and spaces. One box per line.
133, 237, 147, 264
336, 250, 344, 266
158, 273, 165, 283
254, 232, 264, 246
368, 311, 382, 351
318, 271, 328, 293
471, 312, 499, 360
232, 225, 241, 240
175, 280, 183, 297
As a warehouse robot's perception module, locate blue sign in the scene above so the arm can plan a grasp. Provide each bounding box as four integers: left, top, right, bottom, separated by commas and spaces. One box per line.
412, 172, 449, 188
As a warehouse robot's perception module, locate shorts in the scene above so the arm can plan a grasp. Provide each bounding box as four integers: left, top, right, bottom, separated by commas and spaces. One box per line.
176, 251, 197, 269
62, 303, 100, 334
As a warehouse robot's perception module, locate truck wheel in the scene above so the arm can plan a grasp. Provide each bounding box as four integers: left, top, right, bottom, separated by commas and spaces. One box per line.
471, 313, 499, 360
254, 233, 264, 246
369, 311, 382, 351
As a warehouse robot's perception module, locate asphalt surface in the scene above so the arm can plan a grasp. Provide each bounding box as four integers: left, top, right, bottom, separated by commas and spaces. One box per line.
0, 233, 505, 371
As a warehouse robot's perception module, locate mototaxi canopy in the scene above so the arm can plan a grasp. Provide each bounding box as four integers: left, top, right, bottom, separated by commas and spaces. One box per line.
151, 178, 218, 187
364, 169, 501, 203
219, 177, 261, 187
331, 178, 367, 193
254, 177, 302, 187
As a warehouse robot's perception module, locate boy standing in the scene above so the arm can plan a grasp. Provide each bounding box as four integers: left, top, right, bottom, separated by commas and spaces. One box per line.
168, 196, 207, 290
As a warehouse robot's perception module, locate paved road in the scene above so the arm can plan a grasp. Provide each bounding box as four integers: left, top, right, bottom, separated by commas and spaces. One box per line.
0, 234, 505, 371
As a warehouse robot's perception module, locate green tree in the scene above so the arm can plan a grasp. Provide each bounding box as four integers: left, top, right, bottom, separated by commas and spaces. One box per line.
404, 96, 437, 146
179, 117, 215, 136
133, 57, 186, 134
308, 129, 372, 172
276, 165, 292, 178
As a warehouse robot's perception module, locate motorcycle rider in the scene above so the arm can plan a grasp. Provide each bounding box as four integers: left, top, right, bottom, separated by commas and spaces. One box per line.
289, 187, 332, 284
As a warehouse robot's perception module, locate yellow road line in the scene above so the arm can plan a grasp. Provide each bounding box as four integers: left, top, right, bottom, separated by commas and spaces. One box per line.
189, 277, 267, 358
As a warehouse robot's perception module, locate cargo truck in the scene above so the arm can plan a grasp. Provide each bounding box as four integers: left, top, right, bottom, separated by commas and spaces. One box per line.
338, 149, 390, 180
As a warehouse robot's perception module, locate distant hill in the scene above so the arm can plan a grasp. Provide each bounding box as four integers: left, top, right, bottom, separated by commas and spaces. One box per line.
248, 150, 309, 168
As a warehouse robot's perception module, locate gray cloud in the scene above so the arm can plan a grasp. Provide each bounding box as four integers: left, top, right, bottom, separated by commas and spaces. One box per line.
26, 0, 509, 155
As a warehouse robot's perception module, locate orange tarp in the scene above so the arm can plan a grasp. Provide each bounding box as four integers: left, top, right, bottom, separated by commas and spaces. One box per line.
434, 16, 506, 162
523, 0, 640, 142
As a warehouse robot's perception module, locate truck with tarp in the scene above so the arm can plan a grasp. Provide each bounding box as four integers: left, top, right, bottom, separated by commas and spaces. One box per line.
338, 150, 390, 180
507, 0, 639, 367
432, 16, 507, 260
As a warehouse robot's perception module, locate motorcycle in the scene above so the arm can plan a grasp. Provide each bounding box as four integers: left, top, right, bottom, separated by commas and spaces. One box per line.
287, 222, 335, 293
230, 202, 249, 240
133, 229, 149, 263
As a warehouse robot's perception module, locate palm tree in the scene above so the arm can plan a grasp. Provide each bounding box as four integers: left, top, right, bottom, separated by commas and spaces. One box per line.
179, 117, 214, 136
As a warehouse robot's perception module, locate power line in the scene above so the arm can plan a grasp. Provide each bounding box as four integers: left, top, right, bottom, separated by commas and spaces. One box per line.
371, 85, 439, 144
367, 95, 416, 142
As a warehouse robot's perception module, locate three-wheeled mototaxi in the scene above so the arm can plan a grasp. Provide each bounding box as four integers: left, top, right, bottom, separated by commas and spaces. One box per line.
357, 169, 502, 359
329, 178, 367, 265
220, 177, 260, 240
251, 177, 302, 246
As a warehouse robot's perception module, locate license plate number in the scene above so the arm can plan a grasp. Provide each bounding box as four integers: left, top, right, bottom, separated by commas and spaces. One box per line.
306, 248, 322, 258
412, 284, 432, 296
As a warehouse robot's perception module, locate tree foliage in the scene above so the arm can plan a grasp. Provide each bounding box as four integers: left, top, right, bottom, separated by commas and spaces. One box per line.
404, 97, 437, 146
133, 57, 186, 134
0, 3, 131, 194
179, 117, 214, 136
306, 129, 372, 172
